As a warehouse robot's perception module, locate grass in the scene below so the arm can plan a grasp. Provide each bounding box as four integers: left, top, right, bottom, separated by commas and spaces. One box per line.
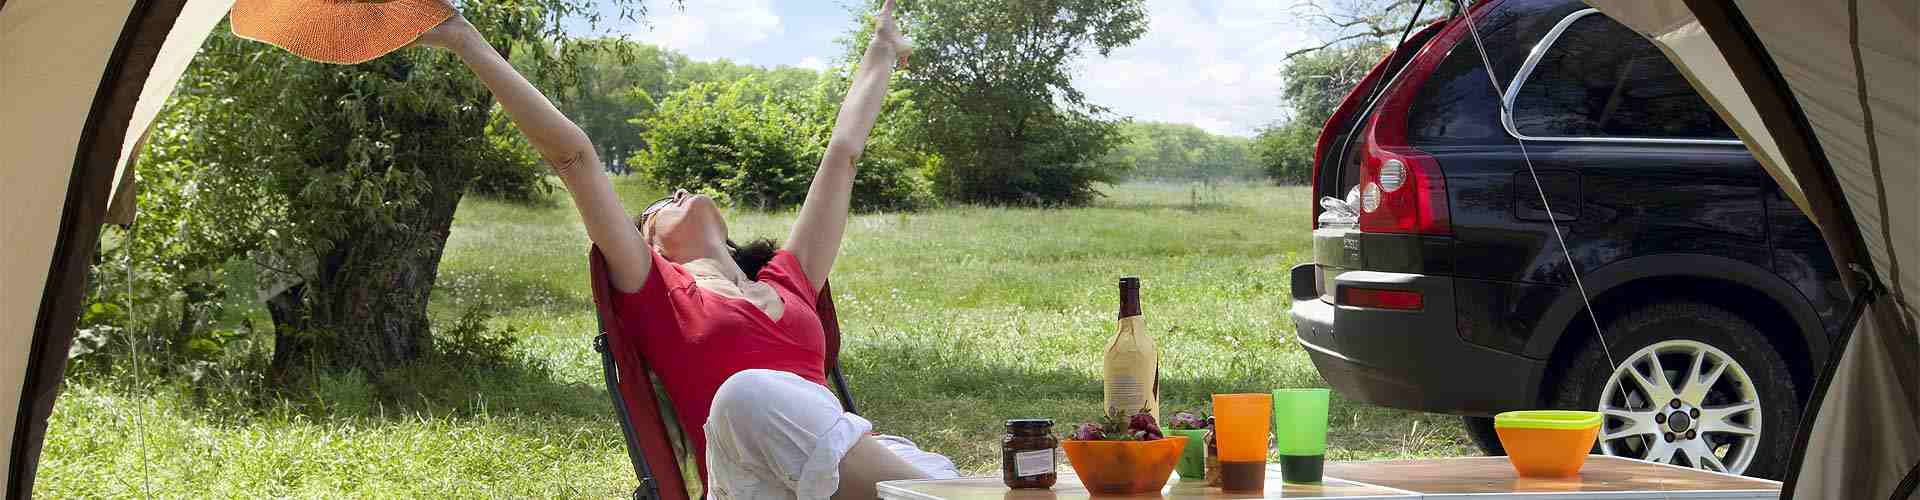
41, 179, 1473, 498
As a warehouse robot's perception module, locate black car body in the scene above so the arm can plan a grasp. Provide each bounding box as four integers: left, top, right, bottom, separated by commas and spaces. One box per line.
1288, 0, 1846, 478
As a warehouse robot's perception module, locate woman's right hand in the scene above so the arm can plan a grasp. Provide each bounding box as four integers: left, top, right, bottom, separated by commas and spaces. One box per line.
408, 8, 479, 51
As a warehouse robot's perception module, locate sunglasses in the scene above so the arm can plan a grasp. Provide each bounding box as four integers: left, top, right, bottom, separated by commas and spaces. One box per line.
639, 190, 693, 226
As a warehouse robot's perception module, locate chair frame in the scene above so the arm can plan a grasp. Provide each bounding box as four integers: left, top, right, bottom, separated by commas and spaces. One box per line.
588, 248, 856, 500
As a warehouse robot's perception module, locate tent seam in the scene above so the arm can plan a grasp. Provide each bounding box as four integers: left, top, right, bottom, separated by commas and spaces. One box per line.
1846, 0, 1913, 335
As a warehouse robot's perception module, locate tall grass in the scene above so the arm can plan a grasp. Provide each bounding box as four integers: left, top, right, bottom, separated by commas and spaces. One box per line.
40, 179, 1470, 497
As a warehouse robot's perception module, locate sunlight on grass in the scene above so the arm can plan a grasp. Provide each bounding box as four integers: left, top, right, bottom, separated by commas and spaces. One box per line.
42, 180, 1471, 497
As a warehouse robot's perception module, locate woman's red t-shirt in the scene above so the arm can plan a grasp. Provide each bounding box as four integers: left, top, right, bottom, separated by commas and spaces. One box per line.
610, 248, 828, 478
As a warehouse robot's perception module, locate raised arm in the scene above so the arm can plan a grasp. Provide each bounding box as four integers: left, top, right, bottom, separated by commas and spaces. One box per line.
416, 15, 652, 292
785, 0, 910, 290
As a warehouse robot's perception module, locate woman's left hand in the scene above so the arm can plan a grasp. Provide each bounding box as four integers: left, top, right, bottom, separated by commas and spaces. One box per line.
875, 0, 911, 68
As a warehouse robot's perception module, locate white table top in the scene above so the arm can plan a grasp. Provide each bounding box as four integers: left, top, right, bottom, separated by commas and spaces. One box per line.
877, 456, 1781, 500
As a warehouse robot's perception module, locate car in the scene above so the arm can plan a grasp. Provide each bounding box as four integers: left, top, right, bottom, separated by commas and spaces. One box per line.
1286, 0, 1849, 479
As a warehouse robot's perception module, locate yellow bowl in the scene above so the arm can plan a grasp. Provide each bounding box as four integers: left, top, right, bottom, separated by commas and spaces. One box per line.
1060, 437, 1189, 494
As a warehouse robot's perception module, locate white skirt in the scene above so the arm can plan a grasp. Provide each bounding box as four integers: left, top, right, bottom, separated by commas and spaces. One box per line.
703, 369, 958, 499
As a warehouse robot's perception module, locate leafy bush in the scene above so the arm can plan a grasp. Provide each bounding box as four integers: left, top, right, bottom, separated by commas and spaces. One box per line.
1253, 122, 1317, 185
921, 108, 1126, 206
433, 306, 525, 370
634, 77, 932, 211
469, 104, 554, 203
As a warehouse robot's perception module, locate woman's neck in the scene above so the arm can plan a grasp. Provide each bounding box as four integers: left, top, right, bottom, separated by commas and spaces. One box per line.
680, 255, 749, 284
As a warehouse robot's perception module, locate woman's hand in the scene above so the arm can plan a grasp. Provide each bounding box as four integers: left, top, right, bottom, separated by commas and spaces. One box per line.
783, 0, 913, 289
875, 0, 911, 68
407, 9, 479, 51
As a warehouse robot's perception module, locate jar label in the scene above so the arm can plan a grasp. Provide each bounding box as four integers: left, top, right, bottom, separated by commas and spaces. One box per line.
1015, 449, 1054, 477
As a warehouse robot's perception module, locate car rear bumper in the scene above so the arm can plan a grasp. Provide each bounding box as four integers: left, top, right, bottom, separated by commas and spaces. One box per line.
1288, 263, 1548, 416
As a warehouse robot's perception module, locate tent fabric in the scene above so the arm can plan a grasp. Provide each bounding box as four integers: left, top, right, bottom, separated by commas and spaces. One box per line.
1586, 1, 1919, 498
0, 0, 231, 494
1, 0, 142, 491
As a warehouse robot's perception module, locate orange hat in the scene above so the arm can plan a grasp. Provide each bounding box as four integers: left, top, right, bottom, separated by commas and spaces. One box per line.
231, 0, 455, 65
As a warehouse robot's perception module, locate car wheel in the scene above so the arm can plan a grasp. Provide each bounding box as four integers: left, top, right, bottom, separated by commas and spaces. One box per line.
1551, 301, 1800, 478
1461, 416, 1506, 456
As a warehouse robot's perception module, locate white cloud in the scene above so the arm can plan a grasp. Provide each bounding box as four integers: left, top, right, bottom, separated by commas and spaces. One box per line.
796, 56, 827, 71
614, 0, 783, 61
1074, 0, 1319, 137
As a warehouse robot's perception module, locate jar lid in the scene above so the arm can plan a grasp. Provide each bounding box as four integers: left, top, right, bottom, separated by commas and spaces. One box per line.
1005, 418, 1054, 429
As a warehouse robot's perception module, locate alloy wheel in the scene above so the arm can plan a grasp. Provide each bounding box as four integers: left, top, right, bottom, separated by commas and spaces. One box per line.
1596, 339, 1762, 474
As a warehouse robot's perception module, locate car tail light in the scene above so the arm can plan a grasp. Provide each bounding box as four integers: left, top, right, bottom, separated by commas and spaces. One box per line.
1342, 287, 1425, 310
1347, 1, 1498, 236
1313, 16, 1459, 230
1305, 49, 1397, 227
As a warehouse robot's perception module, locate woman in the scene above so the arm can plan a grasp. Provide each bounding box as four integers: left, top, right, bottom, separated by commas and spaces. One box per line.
411, 1, 948, 497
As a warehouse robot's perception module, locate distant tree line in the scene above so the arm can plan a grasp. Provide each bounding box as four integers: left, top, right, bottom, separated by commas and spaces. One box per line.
1101, 122, 1260, 182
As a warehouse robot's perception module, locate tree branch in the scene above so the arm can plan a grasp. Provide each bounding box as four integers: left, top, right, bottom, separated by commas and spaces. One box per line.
1285, 32, 1378, 60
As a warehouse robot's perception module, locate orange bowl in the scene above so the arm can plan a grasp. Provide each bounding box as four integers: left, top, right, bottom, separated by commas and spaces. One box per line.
1060, 437, 1189, 494
1494, 410, 1601, 478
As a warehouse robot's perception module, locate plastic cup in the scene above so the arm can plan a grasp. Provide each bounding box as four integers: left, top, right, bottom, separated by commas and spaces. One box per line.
1169, 429, 1208, 479
1272, 388, 1331, 484
1212, 393, 1272, 492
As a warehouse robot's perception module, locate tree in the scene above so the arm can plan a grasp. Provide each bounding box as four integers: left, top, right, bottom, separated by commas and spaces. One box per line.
634, 76, 932, 211
543, 38, 679, 175
855, 0, 1148, 205
1103, 122, 1259, 181
154, 1, 644, 383
1284, 0, 1449, 60
1254, 42, 1388, 184
538, 38, 830, 176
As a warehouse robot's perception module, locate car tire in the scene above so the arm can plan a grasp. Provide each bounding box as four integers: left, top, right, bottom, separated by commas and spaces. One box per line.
1550, 300, 1800, 479
1461, 415, 1506, 456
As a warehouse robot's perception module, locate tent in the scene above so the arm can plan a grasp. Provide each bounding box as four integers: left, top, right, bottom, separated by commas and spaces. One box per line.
0, 0, 1911, 497
1583, 1, 1918, 498
1, 0, 236, 495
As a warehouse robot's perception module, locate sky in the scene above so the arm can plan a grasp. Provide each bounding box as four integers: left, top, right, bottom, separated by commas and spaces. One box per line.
576, 0, 1331, 137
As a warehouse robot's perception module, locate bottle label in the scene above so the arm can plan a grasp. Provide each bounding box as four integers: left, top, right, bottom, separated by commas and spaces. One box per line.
1104, 315, 1160, 421
1015, 449, 1055, 477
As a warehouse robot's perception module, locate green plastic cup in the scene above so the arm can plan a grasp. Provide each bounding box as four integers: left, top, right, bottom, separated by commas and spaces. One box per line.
1169, 429, 1209, 480
1272, 388, 1331, 484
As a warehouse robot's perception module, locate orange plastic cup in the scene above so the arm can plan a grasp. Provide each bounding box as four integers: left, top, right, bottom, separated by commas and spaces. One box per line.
1211, 393, 1273, 462
1494, 410, 1602, 478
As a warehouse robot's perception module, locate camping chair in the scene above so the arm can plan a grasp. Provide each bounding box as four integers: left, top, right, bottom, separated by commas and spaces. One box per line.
587, 248, 858, 500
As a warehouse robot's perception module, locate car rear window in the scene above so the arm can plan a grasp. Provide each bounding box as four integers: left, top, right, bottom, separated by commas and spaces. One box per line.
1510, 11, 1737, 140
1407, 0, 1590, 147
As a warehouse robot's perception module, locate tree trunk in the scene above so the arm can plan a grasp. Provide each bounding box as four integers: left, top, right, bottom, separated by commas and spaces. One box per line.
269, 183, 466, 378
267, 283, 310, 384
262, 59, 491, 383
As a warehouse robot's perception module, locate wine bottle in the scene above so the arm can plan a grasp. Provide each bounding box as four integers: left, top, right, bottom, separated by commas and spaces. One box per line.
1103, 277, 1161, 422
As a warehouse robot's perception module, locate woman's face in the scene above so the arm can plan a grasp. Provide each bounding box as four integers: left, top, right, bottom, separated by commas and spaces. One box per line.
643, 189, 728, 261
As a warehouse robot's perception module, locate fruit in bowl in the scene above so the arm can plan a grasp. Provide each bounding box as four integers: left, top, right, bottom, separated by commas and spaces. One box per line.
1061, 408, 1187, 494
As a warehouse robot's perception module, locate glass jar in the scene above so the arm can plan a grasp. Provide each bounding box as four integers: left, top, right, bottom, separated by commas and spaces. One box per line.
1002, 419, 1058, 489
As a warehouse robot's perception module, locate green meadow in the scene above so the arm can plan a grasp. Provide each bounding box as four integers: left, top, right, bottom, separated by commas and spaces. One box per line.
42, 180, 1471, 497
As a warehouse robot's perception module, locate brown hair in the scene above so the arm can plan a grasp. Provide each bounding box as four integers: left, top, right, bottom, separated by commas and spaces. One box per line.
726, 238, 779, 279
